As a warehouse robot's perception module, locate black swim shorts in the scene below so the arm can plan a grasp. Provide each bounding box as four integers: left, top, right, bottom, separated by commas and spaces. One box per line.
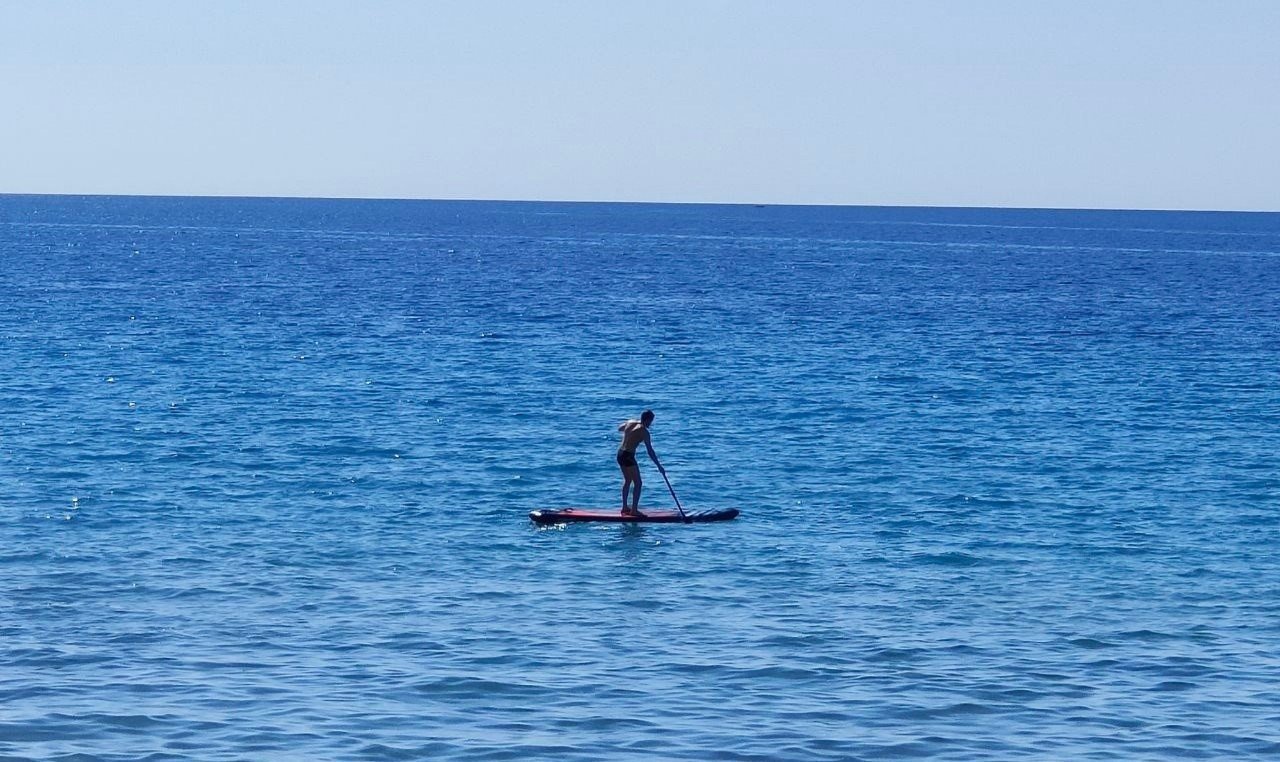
616, 449, 638, 468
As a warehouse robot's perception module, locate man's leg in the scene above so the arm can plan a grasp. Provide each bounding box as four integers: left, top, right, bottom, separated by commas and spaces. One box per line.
631, 474, 643, 515
621, 466, 640, 513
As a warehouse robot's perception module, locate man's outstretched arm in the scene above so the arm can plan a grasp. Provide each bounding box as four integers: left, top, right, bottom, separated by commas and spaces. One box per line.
644, 434, 664, 473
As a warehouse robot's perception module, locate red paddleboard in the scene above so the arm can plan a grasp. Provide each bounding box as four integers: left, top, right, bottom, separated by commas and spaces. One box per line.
529, 508, 740, 525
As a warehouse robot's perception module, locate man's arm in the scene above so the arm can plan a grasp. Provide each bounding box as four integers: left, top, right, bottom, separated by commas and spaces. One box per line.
643, 431, 664, 472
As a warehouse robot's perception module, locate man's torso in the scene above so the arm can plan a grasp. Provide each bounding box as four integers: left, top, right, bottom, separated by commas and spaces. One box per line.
618, 421, 647, 452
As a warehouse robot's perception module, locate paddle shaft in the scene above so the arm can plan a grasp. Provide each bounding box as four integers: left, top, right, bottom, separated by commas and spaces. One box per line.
659, 469, 691, 523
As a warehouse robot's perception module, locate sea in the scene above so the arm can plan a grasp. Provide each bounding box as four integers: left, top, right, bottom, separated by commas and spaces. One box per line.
2, 194, 1279, 761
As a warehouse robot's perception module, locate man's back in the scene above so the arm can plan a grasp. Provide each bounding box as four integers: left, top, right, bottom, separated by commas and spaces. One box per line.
618, 420, 648, 452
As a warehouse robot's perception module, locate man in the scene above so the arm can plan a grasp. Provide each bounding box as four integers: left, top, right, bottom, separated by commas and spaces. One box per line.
617, 409, 664, 516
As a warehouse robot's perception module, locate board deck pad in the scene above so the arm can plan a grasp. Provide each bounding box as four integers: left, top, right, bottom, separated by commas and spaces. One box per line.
529, 508, 740, 525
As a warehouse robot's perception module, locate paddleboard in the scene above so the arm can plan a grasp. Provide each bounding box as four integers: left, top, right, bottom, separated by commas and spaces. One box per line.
529, 508, 740, 525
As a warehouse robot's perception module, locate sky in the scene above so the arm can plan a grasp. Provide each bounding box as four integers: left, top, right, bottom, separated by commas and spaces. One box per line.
1, 1, 1277, 211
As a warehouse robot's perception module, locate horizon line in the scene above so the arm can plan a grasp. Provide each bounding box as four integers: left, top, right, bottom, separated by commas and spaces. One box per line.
1, 191, 1276, 216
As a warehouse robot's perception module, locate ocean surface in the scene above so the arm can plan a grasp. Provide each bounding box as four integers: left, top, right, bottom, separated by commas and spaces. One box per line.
2, 195, 1279, 761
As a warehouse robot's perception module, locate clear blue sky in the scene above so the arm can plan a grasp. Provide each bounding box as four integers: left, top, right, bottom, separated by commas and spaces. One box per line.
2, 1, 1277, 210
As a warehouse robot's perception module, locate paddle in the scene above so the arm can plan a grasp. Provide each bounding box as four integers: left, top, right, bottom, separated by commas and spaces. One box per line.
658, 468, 691, 524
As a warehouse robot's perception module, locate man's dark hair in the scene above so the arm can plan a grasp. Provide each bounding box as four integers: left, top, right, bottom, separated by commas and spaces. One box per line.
640, 409, 655, 424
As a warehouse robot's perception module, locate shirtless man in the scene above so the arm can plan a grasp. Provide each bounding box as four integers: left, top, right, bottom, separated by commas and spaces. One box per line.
617, 409, 664, 516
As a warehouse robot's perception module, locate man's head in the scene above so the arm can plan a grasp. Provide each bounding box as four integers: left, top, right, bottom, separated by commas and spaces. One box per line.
640, 409, 655, 426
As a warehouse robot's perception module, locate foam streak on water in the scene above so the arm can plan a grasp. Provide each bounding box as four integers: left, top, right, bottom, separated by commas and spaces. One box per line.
2, 196, 1280, 760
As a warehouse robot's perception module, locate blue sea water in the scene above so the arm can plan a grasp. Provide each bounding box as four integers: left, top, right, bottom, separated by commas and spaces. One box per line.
2, 194, 1279, 761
